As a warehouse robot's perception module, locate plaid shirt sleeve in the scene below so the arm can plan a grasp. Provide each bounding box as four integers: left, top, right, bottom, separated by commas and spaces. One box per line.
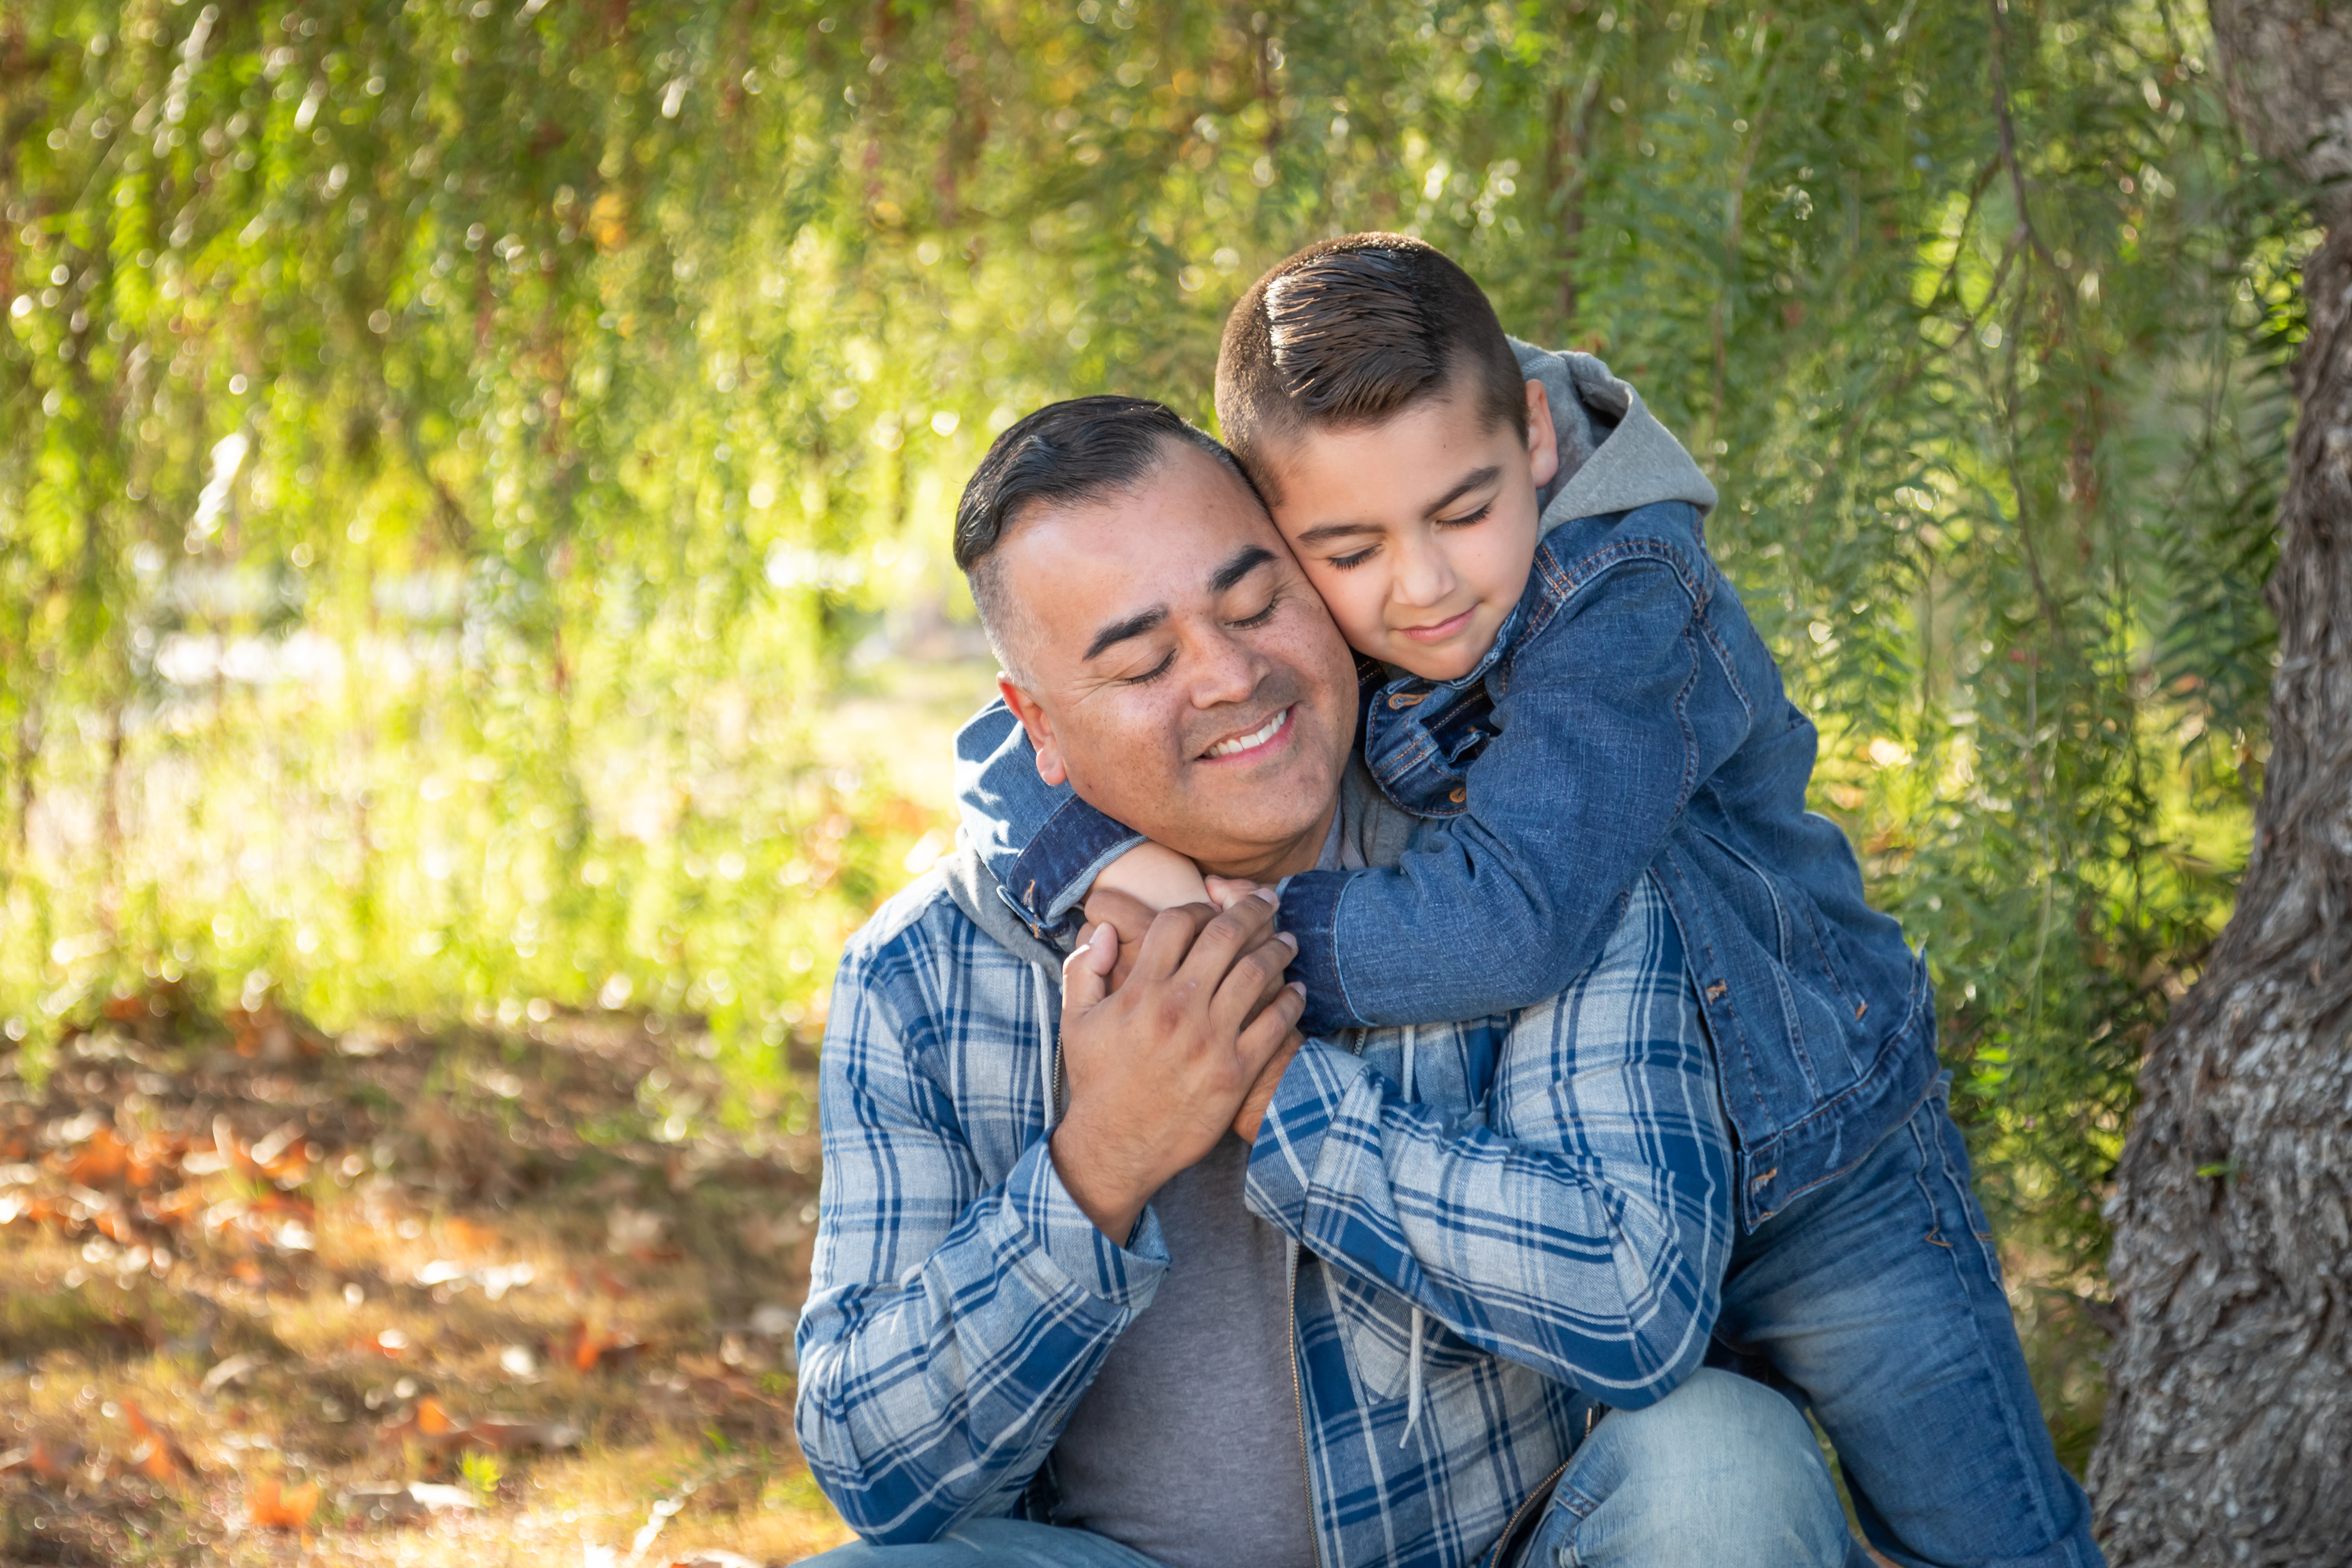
1245, 877, 1730, 1407
793, 920, 1169, 1543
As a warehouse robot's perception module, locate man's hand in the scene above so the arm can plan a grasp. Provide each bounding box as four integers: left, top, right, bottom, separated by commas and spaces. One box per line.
1231, 1029, 1304, 1145
1050, 892, 1304, 1242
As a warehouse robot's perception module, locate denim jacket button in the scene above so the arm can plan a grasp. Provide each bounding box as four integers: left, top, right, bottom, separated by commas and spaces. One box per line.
1387, 691, 1425, 709
1448, 786, 1466, 804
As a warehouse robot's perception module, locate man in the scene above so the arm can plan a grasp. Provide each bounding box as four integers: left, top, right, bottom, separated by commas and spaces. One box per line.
792, 397, 1854, 1567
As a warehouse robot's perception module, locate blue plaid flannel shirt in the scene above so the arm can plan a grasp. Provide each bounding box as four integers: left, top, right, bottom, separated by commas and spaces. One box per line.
795, 851, 1732, 1568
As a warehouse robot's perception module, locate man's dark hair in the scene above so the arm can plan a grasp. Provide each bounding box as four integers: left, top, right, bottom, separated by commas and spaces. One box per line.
953, 395, 1247, 681
1215, 233, 1525, 501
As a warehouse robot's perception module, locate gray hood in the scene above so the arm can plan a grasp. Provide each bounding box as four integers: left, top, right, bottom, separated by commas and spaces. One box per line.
1511, 338, 1717, 532
942, 838, 1067, 973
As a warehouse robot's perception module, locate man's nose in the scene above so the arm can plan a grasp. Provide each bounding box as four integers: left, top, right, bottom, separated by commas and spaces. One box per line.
1186, 625, 1267, 708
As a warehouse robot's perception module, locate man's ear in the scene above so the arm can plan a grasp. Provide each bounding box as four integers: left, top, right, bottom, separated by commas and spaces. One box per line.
1524, 378, 1561, 488
998, 675, 1070, 787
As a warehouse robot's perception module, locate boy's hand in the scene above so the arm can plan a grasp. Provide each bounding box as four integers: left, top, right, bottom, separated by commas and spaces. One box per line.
1092, 841, 1212, 914
1203, 874, 1268, 911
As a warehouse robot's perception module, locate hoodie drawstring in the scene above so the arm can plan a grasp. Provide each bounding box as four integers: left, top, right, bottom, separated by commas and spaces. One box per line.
1036, 964, 1060, 1132
1400, 1024, 1426, 1446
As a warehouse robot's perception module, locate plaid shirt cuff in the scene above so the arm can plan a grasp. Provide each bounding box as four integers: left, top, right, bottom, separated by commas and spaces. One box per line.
1244, 1039, 1366, 1237
1007, 1135, 1170, 1310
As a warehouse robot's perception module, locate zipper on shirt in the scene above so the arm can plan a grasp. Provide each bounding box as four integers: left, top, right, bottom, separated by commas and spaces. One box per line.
1487, 1454, 1573, 1568
1287, 1237, 1324, 1568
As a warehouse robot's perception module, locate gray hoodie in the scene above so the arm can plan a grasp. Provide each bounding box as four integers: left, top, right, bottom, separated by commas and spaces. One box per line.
1512, 338, 1718, 530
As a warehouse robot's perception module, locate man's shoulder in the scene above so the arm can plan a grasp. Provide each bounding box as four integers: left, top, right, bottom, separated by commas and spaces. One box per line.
837, 868, 977, 985
835, 863, 1039, 999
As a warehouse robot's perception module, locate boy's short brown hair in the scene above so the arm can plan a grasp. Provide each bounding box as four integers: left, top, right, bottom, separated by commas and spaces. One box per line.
1214, 233, 1526, 501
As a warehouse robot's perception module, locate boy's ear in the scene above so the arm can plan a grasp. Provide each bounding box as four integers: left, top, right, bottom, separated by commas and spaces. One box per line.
998, 674, 1070, 788
1523, 379, 1561, 488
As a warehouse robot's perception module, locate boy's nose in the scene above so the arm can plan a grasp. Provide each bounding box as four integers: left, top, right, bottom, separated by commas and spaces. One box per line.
1392, 534, 1457, 608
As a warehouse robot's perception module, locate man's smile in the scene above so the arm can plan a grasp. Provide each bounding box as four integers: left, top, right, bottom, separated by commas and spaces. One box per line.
1199, 705, 1295, 762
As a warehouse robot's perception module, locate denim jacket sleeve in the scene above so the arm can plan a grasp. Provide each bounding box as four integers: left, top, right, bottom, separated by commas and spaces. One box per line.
954, 699, 1145, 930
1281, 506, 1753, 1033
1242, 879, 1730, 1406
793, 938, 1170, 1542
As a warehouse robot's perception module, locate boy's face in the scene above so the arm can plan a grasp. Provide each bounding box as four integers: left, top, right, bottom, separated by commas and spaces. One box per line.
1258, 376, 1559, 683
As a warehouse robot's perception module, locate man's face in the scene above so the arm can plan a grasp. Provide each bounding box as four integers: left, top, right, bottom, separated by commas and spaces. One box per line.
1257, 376, 1558, 683
993, 442, 1360, 882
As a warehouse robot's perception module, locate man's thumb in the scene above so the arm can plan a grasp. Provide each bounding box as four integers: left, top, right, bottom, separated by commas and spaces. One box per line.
1061, 921, 1118, 1011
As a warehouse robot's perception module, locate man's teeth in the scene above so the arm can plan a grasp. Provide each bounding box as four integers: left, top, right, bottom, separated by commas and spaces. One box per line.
1207, 709, 1287, 758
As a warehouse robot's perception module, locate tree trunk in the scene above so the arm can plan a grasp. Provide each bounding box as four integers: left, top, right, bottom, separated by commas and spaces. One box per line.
2088, 1, 2352, 1557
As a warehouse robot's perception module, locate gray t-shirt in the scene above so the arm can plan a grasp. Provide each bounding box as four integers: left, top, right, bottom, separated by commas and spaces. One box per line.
1046, 811, 1362, 1568
1047, 1137, 1317, 1568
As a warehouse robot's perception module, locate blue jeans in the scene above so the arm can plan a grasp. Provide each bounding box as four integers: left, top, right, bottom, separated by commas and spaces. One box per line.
797, 1368, 1851, 1568
1712, 1081, 2103, 1568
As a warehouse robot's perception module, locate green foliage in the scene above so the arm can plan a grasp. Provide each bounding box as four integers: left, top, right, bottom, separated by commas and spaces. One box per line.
0, 0, 2303, 1290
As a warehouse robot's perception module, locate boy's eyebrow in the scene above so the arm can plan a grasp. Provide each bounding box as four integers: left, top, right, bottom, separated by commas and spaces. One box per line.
1424, 464, 1504, 516
1084, 605, 1168, 662
1291, 519, 1383, 547
1288, 465, 1507, 547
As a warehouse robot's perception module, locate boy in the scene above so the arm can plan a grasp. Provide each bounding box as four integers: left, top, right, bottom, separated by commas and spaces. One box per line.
954, 235, 2100, 1568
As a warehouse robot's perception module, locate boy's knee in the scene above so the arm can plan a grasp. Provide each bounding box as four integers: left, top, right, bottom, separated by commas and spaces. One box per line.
1538, 1369, 1853, 1568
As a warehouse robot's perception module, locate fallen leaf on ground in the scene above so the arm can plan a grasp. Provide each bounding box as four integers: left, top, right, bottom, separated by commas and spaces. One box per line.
341, 1479, 482, 1519
123, 1401, 195, 1480
61, 1127, 131, 1185
200, 1351, 265, 1395
249, 1477, 322, 1529
557, 1319, 644, 1373
0, 1440, 83, 1480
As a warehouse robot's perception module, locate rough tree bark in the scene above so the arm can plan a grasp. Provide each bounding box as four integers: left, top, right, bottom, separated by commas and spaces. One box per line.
2088, 0, 2352, 1560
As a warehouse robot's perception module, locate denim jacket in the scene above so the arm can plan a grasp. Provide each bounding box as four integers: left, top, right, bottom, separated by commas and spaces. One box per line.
954, 348, 1938, 1229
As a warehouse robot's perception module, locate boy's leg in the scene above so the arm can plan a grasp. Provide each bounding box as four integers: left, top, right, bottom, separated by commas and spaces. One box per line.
1512, 1366, 1857, 1568
1714, 1079, 2104, 1568
796, 1518, 1164, 1567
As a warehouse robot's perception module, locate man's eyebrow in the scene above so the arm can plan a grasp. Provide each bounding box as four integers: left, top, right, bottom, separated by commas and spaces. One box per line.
1209, 545, 1278, 595
1084, 605, 1168, 662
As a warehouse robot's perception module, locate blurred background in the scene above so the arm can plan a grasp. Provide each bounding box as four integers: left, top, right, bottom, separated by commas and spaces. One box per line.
0, 0, 2312, 1491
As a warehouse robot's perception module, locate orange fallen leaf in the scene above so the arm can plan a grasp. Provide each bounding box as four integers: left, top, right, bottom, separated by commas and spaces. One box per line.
415, 1396, 456, 1437
556, 1319, 644, 1373
0, 1439, 82, 1480
249, 1477, 322, 1528
123, 1401, 194, 1481
63, 1127, 131, 1186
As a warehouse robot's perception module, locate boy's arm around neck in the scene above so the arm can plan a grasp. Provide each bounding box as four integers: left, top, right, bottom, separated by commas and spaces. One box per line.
1279, 503, 1752, 1033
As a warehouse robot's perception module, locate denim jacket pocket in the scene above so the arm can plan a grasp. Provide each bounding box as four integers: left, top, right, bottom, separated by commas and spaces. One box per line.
1366, 682, 1500, 819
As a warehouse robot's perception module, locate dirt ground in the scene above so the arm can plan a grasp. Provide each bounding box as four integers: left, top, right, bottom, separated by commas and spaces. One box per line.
0, 984, 853, 1566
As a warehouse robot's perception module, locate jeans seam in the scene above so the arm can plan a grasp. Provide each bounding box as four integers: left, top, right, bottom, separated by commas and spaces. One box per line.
1911, 1103, 2074, 1554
